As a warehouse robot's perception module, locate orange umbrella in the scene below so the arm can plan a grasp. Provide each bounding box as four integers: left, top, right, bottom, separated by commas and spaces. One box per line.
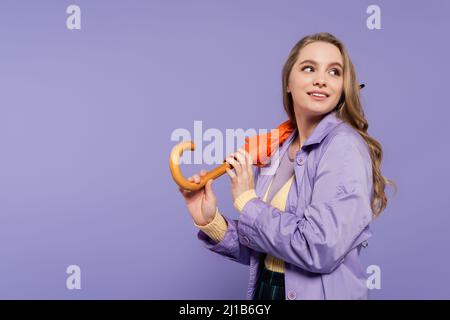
169, 120, 294, 191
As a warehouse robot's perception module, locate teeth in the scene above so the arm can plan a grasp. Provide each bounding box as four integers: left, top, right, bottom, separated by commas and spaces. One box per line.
311, 93, 326, 97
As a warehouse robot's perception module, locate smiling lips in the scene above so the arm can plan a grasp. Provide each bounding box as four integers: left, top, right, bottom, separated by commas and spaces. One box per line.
307, 91, 329, 101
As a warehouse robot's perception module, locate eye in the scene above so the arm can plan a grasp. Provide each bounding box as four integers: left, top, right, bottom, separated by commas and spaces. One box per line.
301, 66, 314, 72
329, 68, 341, 76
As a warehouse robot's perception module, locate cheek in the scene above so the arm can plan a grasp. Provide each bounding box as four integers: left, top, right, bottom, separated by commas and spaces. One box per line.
289, 75, 309, 92
331, 80, 343, 96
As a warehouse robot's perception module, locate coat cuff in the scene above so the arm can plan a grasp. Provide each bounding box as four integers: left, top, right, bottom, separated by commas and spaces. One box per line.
194, 208, 228, 243
233, 189, 258, 213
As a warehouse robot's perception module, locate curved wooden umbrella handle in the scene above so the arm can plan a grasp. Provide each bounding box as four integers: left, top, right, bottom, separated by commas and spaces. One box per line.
169, 141, 231, 191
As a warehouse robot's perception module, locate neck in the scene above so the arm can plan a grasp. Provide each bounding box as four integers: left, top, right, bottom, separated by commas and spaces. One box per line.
294, 112, 324, 148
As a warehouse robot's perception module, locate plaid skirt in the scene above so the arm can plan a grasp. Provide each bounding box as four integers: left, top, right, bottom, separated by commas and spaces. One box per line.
252, 266, 286, 300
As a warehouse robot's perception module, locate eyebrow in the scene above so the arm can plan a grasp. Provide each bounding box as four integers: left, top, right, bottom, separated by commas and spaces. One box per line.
299, 59, 343, 70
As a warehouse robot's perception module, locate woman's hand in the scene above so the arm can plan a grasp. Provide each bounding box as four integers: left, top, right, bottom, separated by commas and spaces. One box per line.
178, 170, 217, 226
225, 148, 255, 203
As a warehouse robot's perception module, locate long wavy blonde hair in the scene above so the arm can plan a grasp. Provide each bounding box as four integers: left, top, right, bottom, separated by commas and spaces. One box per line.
282, 32, 396, 217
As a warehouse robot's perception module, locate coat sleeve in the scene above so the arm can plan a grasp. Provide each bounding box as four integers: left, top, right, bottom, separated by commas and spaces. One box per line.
197, 216, 252, 266
236, 133, 374, 273
196, 166, 261, 266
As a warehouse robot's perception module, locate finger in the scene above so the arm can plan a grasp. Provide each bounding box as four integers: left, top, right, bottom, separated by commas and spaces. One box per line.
234, 151, 248, 178
188, 176, 194, 182
239, 149, 253, 175
204, 179, 215, 200
178, 187, 191, 197
225, 168, 237, 181
226, 156, 242, 175
235, 149, 248, 168
193, 174, 200, 184
200, 169, 207, 177
241, 148, 253, 166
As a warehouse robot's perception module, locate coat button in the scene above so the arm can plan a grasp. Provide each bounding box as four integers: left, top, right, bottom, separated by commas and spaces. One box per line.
296, 157, 305, 166
287, 290, 297, 300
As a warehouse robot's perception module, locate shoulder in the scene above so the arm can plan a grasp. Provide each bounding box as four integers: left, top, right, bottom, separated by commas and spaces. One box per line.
320, 122, 371, 163
313, 122, 373, 193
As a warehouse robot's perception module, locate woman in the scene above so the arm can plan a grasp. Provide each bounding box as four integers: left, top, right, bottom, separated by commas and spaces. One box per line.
179, 32, 394, 300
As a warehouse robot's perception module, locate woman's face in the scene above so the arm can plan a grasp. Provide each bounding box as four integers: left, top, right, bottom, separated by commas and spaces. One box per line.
287, 41, 344, 118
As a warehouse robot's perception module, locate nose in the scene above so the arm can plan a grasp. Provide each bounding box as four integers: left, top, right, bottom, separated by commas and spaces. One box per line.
314, 72, 326, 87
313, 77, 326, 87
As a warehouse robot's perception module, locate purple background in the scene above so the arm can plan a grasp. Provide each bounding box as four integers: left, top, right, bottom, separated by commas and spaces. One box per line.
0, 0, 449, 299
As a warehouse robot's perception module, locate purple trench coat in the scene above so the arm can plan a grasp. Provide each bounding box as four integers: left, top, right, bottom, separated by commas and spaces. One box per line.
198, 111, 373, 300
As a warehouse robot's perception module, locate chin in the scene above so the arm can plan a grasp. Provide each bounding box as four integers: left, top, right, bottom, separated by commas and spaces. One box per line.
303, 106, 334, 117
294, 99, 337, 117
